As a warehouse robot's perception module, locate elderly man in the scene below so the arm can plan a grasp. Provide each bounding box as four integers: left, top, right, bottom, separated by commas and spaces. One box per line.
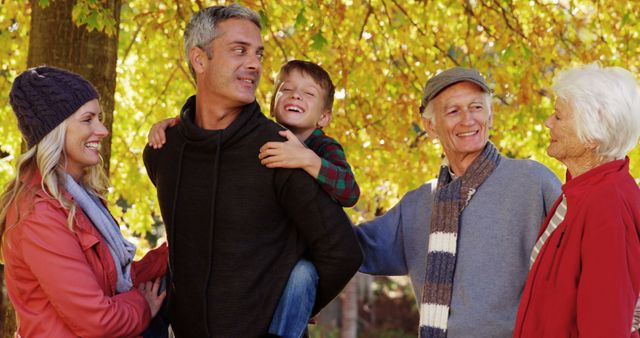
143, 4, 362, 337
355, 67, 561, 338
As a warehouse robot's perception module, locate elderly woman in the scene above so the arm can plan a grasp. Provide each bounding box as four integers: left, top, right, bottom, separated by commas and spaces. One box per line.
0, 66, 168, 337
514, 63, 640, 337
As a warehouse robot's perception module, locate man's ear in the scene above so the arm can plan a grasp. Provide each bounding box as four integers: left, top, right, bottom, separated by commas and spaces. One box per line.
189, 47, 206, 74
317, 110, 332, 128
423, 115, 438, 139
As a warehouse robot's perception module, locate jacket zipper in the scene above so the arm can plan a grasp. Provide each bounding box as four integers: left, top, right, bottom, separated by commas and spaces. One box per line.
545, 228, 566, 282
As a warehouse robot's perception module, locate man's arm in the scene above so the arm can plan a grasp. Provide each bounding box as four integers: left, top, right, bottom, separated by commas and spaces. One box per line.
274, 168, 363, 314
355, 193, 411, 276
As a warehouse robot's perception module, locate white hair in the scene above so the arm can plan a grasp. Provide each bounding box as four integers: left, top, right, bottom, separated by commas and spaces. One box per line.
552, 63, 640, 159
183, 4, 261, 79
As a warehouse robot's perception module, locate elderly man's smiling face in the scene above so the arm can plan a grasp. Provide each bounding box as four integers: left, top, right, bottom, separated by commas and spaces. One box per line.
424, 81, 492, 165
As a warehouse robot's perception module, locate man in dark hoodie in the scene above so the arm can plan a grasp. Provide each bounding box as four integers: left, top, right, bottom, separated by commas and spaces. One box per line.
143, 4, 363, 338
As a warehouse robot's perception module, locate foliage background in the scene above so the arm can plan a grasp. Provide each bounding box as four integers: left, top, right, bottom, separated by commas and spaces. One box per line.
1, 0, 640, 334
3, 1, 640, 240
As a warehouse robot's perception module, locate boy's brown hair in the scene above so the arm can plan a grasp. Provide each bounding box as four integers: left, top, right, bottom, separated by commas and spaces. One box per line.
270, 60, 336, 115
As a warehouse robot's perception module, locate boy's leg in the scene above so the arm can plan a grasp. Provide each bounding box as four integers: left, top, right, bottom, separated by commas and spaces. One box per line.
268, 259, 318, 338
141, 314, 169, 338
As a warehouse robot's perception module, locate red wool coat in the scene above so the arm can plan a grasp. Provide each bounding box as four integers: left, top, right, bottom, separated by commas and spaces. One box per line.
2, 172, 168, 338
514, 158, 640, 338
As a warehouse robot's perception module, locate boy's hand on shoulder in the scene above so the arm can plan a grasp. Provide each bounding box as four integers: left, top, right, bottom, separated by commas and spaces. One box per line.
259, 130, 322, 177
147, 116, 180, 149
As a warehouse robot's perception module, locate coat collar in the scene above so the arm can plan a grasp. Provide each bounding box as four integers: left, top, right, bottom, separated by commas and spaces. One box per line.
21, 168, 101, 236
562, 157, 630, 196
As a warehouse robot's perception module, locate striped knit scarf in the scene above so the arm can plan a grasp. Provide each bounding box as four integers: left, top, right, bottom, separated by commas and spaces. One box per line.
419, 142, 501, 338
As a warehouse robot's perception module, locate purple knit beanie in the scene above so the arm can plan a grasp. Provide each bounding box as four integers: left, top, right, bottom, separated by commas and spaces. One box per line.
9, 66, 99, 148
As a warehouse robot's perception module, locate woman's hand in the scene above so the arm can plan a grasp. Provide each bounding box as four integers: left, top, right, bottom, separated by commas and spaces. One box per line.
138, 277, 166, 318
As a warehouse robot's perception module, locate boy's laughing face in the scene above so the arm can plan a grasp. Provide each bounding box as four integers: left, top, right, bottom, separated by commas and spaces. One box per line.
272, 69, 331, 139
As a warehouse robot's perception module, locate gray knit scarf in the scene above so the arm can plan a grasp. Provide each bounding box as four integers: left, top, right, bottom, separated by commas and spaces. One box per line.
65, 174, 136, 293
419, 142, 501, 338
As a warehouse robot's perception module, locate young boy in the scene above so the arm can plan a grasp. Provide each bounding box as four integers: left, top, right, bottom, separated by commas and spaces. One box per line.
148, 60, 359, 337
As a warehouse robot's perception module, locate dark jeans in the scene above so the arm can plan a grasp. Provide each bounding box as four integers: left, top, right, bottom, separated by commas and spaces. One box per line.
141, 312, 169, 338
268, 259, 318, 338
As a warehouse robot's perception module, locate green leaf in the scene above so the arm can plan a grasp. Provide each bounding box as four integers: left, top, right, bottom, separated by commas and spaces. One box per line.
295, 8, 307, 29
86, 12, 99, 30
71, 3, 83, 22
520, 42, 532, 61
90, 9, 103, 31
259, 10, 270, 29
310, 31, 327, 50
37, 0, 50, 7
502, 45, 513, 59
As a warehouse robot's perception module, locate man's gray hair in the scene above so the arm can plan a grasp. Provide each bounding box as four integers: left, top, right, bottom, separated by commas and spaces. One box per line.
184, 4, 261, 79
552, 63, 640, 160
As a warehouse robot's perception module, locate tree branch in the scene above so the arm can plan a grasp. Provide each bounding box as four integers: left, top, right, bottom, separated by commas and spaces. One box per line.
121, 23, 143, 63
386, 0, 460, 66
259, 0, 289, 63
175, 0, 185, 23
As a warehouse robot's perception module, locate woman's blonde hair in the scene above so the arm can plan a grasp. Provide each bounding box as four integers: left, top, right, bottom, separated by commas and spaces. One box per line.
0, 119, 110, 261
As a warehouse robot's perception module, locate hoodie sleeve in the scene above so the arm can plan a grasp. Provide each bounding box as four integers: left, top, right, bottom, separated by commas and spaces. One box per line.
143, 144, 158, 186
274, 168, 363, 314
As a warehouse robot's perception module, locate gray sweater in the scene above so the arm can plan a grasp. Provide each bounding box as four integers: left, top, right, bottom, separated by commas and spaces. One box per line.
356, 157, 561, 337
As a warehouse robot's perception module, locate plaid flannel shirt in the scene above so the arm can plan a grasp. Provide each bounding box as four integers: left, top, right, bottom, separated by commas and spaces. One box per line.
304, 128, 360, 207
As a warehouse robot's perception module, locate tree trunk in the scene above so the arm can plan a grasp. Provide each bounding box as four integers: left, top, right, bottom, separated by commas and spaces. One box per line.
27, 0, 121, 174
340, 274, 359, 338
0, 265, 17, 338
1, 2, 121, 336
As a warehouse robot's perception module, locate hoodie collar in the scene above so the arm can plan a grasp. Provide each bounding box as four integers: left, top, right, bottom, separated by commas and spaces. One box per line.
178, 95, 263, 148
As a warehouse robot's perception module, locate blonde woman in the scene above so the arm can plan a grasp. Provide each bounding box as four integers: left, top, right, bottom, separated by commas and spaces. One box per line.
1, 66, 167, 337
